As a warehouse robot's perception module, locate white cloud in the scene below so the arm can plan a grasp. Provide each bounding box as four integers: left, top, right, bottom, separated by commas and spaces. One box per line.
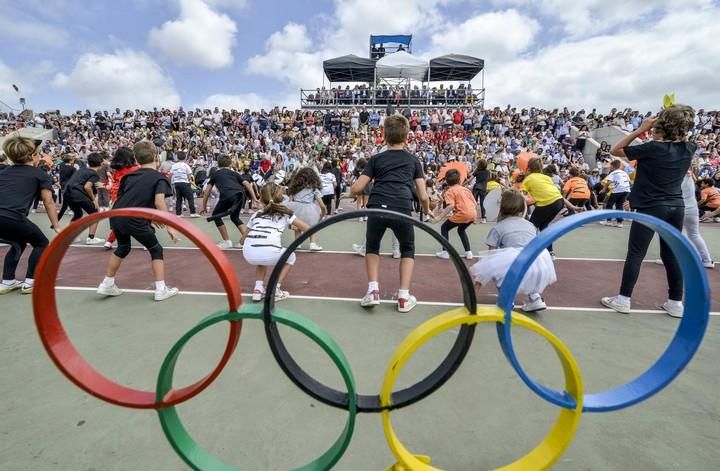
482, 9, 720, 111
51, 49, 180, 109
204, 0, 247, 10
195, 93, 275, 111
148, 0, 237, 68
428, 9, 540, 61
0, 15, 69, 47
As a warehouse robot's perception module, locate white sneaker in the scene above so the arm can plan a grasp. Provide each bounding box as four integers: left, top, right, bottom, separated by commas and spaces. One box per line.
435, 250, 450, 260
599, 220, 616, 227
360, 290, 380, 308
103, 241, 113, 250
397, 295, 417, 313
154, 286, 179, 301
714, 217, 720, 223
251, 288, 265, 302
352, 243, 366, 257
20, 283, 33, 295
358, 217, 365, 223
97, 284, 123, 297
309, 242, 323, 251
190, 214, 201, 218
85, 237, 105, 245
522, 297, 547, 312
661, 300, 684, 318
549, 251, 557, 261
616, 223, 624, 228
392, 248, 401, 259
601, 295, 631, 314
0, 280, 22, 295
480, 218, 487, 224
274, 289, 290, 302
465, 251, 474, 260
703, 260, 715, 269
654, 259, 664, 266
217, 240, 233, 250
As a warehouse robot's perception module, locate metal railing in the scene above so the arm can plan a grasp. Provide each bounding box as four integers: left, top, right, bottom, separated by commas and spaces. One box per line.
300, 88, 485, 109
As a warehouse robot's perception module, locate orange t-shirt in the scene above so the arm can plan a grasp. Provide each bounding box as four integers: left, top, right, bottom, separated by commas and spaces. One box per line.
563, 177, 591, 199
437, 161, 469, 184
444, 185, 477, 223
701, 187, 720, 208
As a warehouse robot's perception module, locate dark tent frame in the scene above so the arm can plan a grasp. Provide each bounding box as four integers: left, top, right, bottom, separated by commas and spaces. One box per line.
428, 54, 484, 82
323, 55, 376, 83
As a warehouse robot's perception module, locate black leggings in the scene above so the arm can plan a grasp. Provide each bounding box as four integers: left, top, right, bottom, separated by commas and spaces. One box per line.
441, 220, 472, 251
472, 189, 487, 219
0, 216, 49, 280
529, 199, 564, 253
620, 205, 684, 301
605, 192, 629, 222
110, 218, 164, 261
321, 195, 334, 213
212, 196, 244, 227
69, 196, 97, 222
175, 182, 196, 215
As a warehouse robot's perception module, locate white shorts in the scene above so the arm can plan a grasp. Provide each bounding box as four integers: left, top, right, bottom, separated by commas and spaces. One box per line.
242, 246, 296, 267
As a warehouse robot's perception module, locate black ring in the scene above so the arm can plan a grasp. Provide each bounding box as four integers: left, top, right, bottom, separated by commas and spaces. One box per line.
262, 209, 477, 413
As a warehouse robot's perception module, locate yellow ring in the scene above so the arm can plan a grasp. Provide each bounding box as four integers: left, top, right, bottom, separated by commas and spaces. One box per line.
380, 307, 583, 471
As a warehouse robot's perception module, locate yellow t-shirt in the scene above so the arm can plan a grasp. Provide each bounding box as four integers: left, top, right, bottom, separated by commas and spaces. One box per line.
522, 173, 562, 207
486, 180, 502, 192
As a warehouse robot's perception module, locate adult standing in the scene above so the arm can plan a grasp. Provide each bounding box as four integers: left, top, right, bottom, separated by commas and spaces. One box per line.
170, 153, 199, 218
601, 105, 696, 317
471, 159, 489, 223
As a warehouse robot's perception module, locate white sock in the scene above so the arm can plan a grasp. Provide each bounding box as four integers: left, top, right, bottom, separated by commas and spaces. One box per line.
368, 281, 379, 293
101, 276, 115, 287
2, 279, 16, 285
23, 278, 34, 287
398, 289, 410, 299
255, 280, 264, 290
617, 294, 631, 303
277, 283, 282, 291
155, 280, 166, 291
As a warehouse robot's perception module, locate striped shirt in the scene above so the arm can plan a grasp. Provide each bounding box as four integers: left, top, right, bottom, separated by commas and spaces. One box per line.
246, 211, 296, 249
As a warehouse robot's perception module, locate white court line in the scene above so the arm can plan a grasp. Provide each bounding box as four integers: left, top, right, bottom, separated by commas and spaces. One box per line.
54, 286, 720, 316
41, 244, 649, 262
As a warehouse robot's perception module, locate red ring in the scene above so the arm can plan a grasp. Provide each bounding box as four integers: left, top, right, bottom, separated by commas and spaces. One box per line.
32, 208, 242, 409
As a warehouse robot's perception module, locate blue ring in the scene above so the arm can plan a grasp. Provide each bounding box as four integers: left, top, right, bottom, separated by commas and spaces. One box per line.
496, 210, 711, 412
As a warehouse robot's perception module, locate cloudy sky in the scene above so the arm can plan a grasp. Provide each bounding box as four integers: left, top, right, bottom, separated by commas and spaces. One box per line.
1, 0, 718, 113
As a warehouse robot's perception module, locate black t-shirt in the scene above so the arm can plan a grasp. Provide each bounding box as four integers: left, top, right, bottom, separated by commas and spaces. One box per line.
58, 163, 76, 187
0, 163, 9, 172
359, 111, 369, 125
362, 150, 424, 210
65, 167, 99, 201
209, 168, 246, 200
473, 168, 489, 190
0, 165, 53, 219
114, 168, 172, 209
624, 141, 695, 209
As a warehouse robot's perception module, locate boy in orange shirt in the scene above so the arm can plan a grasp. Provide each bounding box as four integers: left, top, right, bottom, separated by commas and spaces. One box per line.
432, 169, 477, 260
562, 167, 591, 213
698, 177, 720, 219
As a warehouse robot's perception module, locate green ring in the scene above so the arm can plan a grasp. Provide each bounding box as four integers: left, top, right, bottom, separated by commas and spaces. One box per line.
156, 304, 357, 470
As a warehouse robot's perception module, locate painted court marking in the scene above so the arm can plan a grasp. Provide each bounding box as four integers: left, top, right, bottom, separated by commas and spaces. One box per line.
54, 286, 720, 316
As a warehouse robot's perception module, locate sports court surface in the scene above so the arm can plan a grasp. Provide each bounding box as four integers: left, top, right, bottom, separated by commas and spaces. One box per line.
1, 212, 719, 470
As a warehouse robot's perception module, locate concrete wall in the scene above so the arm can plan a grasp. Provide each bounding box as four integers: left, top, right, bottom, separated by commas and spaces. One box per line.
570, 125, 644, 168
0, 127, 55, 150
570, 125, 600, 167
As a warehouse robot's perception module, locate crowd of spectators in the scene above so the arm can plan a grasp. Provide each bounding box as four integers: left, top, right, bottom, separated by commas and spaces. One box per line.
306, 83, 478, 106
1, 105, 718, 221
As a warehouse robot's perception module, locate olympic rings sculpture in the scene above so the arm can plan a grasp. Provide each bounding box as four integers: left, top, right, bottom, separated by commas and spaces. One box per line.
31, 208, 710, 470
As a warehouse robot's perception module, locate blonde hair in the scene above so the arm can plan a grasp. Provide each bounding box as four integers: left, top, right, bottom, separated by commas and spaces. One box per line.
133, 140, 158, 165
2, 135, 38, 164
384, 115, 409, 145
258, 182, 294, 218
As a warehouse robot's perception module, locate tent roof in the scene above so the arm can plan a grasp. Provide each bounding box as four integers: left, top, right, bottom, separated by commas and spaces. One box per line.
370, 34, 411, 45
323, 54, 376, 82
428, 54, 484, 81
376, 51, 428, 80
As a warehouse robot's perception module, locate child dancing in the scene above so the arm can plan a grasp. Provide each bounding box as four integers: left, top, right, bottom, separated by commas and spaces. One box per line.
470, 189, 557, 312
285, 167, 327, 251
431, 169, 477, 260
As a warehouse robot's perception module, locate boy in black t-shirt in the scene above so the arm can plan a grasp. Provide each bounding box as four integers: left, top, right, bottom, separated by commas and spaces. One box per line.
350, 115, 430, 313
97, 140, 179, 302
65, 152, 105, 245
201, 154, 258, 250
0, 136, 61, 295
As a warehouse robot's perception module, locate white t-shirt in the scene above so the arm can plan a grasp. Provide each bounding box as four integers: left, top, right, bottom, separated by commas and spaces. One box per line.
246, 212, 296, 249
171, 162, 192, 183
320, 172, 336, 196
607, 169, 631, 193
682, 175, 698, 210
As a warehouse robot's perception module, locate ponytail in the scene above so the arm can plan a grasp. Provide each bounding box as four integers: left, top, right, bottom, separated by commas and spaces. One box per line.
258, 182, 294, 218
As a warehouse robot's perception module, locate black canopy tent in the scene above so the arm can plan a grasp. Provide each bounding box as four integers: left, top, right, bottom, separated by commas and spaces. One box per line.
428, 54, 484, 81
323, 55, 376, 83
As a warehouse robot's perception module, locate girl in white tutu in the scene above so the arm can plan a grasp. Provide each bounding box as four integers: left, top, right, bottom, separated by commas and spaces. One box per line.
285, 167, 327, 251
470, 189, 557, 312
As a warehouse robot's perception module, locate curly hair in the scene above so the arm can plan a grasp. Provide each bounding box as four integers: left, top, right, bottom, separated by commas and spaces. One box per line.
286, 167, 321, 196
654, 104, 695, 141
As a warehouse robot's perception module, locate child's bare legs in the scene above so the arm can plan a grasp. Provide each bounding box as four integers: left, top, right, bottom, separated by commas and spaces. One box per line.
399, 258, 414, 291
87, 222, 99, 238
217, 224, 230, 242
255, 265, 267, 286
151, 260, 164, 282
104, 254, 123, 277
237, 225, 248, 245
366, 253, 380, 284
278, 263, 293, 285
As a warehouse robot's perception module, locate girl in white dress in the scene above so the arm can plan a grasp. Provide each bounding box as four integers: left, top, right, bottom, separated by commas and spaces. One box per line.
285, 167, 327, 251
243, 183, 309, 302
470, 189, 557, 312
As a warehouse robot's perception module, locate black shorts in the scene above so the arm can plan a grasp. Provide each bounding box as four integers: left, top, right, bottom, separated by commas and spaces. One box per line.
365, 205, 415, 258
212, 195, 244, 227
68, 196, 97, 221
110, 217, 163, 260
